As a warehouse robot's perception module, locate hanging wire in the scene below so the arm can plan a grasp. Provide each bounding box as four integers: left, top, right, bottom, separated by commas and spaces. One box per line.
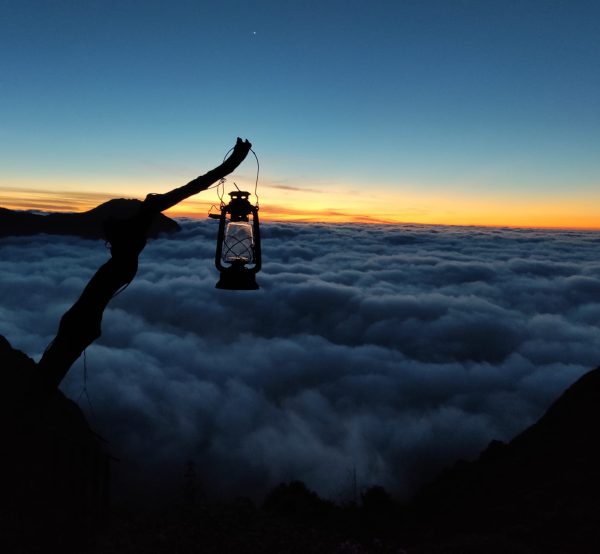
207, 146, 260, 208
206, 177, 226, 193
77, 348, 96, 421
250, 148, 260, 208
207, 177, 227, 216
218, 177, 226, 206
221, 146, 235, 161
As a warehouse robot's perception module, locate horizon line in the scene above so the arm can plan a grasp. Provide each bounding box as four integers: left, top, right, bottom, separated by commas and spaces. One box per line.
1, 187, 599, 232
2, 204, 599, 233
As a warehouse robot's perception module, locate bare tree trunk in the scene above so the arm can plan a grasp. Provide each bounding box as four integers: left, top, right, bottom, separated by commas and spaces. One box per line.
37, 138, 252, 389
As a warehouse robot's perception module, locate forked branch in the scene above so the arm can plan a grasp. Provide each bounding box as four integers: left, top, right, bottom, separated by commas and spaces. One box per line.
37, 138, 252, 388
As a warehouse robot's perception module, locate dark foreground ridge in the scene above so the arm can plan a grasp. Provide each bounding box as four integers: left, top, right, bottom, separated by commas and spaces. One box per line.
1, 327, 598, 552
0, 335, 110, 553
0, 199, 180, 239
407, 365, 600, 553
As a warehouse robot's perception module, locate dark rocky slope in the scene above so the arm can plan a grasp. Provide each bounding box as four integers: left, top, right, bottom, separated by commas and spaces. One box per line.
407, 366, 600, 553
0, 335, 110, 553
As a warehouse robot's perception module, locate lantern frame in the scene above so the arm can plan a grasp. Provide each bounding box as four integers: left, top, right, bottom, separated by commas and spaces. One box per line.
213, 190, 261, 290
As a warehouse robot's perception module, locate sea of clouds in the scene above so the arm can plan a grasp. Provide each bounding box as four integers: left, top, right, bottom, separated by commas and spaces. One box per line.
1, 220, 599, 502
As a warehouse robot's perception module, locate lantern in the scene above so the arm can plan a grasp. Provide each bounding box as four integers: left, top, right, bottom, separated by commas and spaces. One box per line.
211, 190, 261, 290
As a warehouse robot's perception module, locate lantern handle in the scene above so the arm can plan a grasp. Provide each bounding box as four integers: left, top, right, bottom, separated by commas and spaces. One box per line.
213, 146, 260, 208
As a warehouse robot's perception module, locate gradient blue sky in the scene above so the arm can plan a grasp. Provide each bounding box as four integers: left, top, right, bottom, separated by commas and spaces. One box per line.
1, 0, 599, 226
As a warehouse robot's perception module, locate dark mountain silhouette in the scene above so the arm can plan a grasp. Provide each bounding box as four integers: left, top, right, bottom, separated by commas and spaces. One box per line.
0, 198, 180, 239
0, 335, 110, 553
407, 365, 600, 553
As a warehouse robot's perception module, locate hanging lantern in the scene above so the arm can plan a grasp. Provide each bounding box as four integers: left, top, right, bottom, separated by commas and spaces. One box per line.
211, 190, 261, 290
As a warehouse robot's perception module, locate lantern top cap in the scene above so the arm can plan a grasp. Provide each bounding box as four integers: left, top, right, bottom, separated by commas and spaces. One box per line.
229, 190, 250, 199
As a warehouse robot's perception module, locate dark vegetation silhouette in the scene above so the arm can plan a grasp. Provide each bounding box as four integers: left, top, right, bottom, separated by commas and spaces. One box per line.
405, 364, 600, 553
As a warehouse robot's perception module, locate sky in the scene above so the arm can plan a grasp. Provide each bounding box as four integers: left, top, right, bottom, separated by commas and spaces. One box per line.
1, 223, 599, 501
1, 0, 599, 227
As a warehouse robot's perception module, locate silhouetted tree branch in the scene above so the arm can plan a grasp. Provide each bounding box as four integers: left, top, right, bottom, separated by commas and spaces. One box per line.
37, 138, 252, 389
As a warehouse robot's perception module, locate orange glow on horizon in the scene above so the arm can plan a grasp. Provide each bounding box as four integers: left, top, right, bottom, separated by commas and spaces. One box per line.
1, 185, 599, 231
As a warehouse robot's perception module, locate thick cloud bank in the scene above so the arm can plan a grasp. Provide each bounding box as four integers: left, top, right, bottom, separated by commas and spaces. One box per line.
1, 221, 599, 500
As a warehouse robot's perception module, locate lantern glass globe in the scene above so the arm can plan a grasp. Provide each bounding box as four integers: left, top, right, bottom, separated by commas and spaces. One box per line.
222, 221, 255, 263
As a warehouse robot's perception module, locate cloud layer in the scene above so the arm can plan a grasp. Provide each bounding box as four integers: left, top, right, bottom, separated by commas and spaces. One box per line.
1, 221, 599, 501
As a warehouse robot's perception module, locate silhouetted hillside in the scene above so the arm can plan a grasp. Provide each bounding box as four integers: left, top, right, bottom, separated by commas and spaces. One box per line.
0, 199, 180, 239
0, 335, 110, 553
408, 366, 600, 553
